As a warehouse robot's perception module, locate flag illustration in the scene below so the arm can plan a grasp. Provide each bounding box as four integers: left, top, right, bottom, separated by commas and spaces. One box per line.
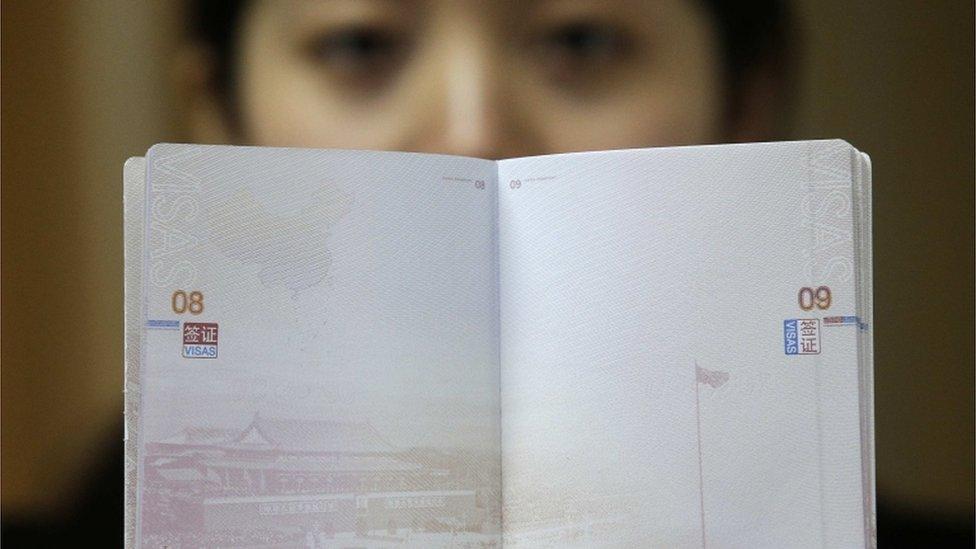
696, 364, 730, 389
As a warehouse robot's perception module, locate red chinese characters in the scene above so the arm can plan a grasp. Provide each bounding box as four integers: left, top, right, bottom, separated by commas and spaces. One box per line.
182, 323, 218, 358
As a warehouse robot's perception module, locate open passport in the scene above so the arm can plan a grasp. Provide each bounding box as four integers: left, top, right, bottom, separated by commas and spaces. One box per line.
124, 140, 875, 548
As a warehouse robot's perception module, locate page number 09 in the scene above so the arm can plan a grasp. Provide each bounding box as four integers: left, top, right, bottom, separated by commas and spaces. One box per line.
172, 290, 204, 315
798, 286, 831, 311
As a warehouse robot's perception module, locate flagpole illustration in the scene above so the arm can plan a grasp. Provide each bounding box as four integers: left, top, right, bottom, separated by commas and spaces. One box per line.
695, 362, 729, 549
695, 361, 707, 549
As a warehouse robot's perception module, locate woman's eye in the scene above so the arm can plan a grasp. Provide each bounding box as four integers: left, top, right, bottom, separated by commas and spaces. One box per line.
304, 27, 408, 86
541, 22, 631, 65
533, 21, 636, 88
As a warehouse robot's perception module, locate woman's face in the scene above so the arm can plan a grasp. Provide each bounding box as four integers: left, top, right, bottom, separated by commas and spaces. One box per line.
193, 0, 725, 158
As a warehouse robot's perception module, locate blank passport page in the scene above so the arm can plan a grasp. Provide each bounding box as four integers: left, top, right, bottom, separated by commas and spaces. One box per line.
498, 141, 873, 547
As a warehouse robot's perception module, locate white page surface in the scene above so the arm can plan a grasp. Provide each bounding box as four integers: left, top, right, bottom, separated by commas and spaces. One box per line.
498, 141, 870, 547
134, 145, 500, 547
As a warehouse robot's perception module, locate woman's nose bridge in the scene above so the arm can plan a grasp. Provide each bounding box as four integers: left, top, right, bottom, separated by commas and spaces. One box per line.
433, 23, 512, 152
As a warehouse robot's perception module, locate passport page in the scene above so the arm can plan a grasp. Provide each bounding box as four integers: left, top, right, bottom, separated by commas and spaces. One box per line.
124, 157, 147, 548
132, 145, 501, 547
497, 141, 873, 547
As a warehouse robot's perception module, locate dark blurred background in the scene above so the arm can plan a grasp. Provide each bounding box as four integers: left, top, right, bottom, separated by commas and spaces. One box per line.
2, 0, 973, 546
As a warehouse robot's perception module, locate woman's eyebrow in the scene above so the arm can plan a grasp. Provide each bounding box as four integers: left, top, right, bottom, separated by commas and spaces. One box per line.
278, 0, 421, 26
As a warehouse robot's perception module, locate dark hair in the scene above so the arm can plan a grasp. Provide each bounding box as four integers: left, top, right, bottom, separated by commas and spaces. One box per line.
187, 0, 796, 134
703, 2, 797, 131
187, 0, 250, 125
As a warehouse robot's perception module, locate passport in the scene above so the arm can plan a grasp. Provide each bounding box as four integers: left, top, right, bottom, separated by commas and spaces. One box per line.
124, 140, 874, 547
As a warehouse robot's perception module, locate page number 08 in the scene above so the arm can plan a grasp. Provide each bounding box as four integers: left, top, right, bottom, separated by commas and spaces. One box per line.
798, 286, 831, 311
172, 290, 204, 315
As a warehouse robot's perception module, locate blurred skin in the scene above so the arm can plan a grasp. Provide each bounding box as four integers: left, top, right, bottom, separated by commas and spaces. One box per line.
187, 0, 739, 155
